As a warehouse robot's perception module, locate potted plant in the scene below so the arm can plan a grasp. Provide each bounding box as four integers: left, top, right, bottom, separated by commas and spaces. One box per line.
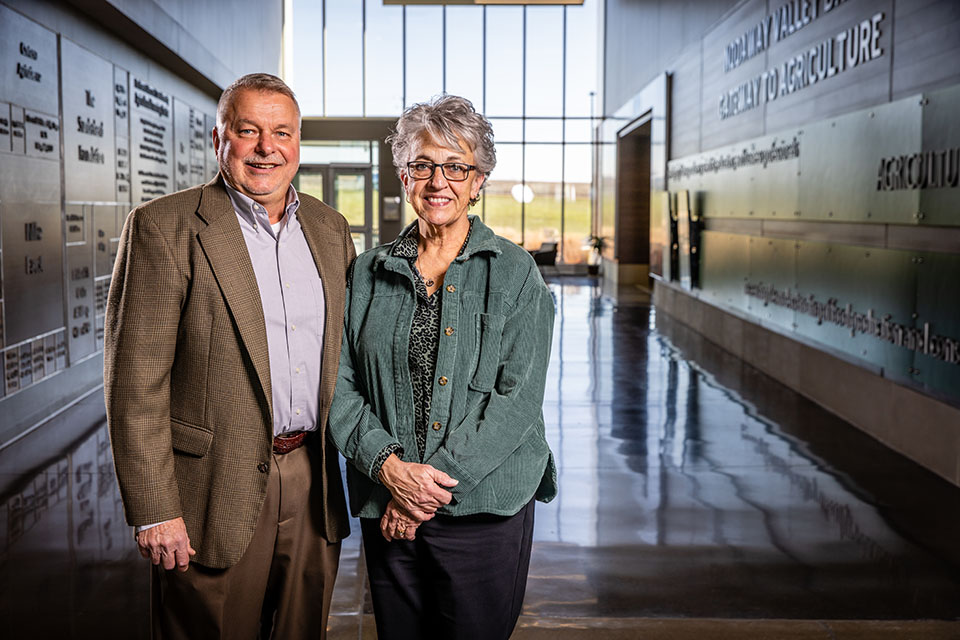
585, 234, 605, 275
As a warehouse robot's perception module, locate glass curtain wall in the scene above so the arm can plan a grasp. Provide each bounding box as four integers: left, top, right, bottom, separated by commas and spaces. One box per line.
288, 0, 598, 263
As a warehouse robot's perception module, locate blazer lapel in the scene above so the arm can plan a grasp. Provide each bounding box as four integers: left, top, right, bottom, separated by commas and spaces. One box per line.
195, 176, 273, 420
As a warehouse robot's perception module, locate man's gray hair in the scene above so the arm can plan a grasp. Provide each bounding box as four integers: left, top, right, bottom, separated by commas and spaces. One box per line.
216, 73, 301, 132
387, 94, 496, 180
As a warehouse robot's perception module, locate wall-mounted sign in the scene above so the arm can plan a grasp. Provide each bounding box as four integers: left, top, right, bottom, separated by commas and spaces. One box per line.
745, 281, 960, 366
876, 147, 960, 192
0, 5, 59, 115
130, 77, 172, 202
719, 11, 884, 120
204, 113, 217, 180
189, 106, 206, 184
0, 8, 63, 351
114, 66, 131, 202
173, 97, 191, 191
61, 38, 115, 202
722, 0, 861, 73
668, 85, 960, 226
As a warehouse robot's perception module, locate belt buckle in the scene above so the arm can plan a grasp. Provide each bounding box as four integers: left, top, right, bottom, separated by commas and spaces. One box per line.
273, 430, 306, 455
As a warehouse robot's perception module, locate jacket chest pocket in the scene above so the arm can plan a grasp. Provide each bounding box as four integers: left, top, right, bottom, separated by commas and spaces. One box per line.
469, 313, 505, 392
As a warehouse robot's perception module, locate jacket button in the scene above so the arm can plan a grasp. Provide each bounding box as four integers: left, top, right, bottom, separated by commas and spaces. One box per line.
257, 462, 269, 473
432, 421, 442, 431
438, 376, 448, 386
444, 326, 454, 336
446, 284, 456, 293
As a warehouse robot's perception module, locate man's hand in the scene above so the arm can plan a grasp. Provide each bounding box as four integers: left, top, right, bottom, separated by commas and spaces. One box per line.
380, 499, 420, 542
136, 517, 196, 572
378, 454, 458, 521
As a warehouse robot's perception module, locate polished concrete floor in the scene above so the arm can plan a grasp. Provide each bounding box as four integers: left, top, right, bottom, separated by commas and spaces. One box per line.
2, 277, 960, 639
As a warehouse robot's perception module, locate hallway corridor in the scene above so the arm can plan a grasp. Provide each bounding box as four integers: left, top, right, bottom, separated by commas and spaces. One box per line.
2, 278, 960, 638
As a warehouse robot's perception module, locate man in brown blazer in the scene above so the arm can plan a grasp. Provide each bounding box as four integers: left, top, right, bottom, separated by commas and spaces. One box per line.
105, 73, 353, 639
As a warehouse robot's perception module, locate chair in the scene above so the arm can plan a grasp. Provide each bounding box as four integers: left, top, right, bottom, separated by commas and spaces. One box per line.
530, 241, 558, 266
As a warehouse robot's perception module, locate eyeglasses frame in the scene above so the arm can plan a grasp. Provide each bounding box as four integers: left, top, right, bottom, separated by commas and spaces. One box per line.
405, 161, 479, 182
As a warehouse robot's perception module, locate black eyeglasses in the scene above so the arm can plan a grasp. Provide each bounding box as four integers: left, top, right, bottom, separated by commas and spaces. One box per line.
406, 161, 477, 182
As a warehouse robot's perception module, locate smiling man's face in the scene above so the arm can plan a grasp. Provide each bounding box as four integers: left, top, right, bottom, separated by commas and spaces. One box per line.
214, 88, 300, 214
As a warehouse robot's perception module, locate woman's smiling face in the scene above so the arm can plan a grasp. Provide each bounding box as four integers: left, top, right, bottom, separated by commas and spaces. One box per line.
402, 134, 484, 229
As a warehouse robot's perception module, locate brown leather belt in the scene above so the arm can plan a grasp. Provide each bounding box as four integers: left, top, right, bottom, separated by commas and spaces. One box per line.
273, 430, 307, 455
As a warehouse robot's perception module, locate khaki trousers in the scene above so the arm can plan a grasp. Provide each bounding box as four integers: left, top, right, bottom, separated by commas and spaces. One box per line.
151, 445, 341, 640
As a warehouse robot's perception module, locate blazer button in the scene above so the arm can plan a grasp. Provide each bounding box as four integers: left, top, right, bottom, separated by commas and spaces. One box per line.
438, 376, 448, 386
432, 421, 442, 431
446, 284, 456, 293
257, 462, 269, 473
444, 326, 454, 336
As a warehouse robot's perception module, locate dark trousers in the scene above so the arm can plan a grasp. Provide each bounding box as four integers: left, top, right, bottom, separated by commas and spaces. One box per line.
151, 446, 340, 640
360, 499, 535, 640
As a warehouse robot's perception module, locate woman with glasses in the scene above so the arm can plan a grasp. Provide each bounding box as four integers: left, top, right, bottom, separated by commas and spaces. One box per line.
329, 94, 557, 640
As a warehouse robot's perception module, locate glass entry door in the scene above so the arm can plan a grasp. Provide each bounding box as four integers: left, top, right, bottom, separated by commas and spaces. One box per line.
297, 164, 374, 254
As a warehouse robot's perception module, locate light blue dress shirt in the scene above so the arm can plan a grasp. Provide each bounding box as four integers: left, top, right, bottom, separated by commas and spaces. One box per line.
225, 183, 326, 436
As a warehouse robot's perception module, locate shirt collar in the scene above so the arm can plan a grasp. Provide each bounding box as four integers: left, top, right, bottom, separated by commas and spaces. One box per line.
224, 181, 301, 235
392, 217, 475, 260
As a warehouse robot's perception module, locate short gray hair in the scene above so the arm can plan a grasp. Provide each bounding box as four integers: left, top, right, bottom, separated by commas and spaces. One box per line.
387, 95, 496, 180
216, 73, 300, 132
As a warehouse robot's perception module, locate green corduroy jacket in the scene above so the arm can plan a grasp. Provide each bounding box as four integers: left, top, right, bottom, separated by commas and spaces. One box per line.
329, 216, 558, 519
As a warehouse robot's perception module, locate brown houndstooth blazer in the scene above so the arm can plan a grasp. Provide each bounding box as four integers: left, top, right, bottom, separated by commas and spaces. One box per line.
104, 174, 353, 569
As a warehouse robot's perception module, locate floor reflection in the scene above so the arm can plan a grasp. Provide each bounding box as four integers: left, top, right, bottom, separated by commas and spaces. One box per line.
530, 278, 960, 620
0, 420, 147, 639
2, 278, 960, 639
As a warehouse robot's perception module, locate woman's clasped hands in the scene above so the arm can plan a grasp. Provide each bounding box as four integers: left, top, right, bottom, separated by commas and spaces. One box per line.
377, 454, 458, 541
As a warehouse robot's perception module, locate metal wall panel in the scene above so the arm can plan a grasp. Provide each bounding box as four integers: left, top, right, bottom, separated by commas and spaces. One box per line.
699, 230, 751, 311
794, 241, 916, 377
9, 104, 25, 153
64, 203, 85, 245
23, 108, 59, 161
204, 113, 217, 180
130, 76, 173, 203
43, 332, 57, 378
676, 190, 692, 290
0, 6, 63, 363
173, 97, 191, 192
65, 242, 95, 363
800, 96, 921, 223
0, 101, 11, 151
93, 205, 116, 278
668, 132, 800, 219
918, 83, 960, 227
747, 236, 798, 332
912, 252, 960, 400
61, 38, 115, 203
18, 342, 31, 388
670, 84, 958, 227
189, 106, 205, 184
114, 66, 131, 204
697, 232, 960, 402
0, 154, 63, 345
4, 347, 18, 396
0, 0, 217, 427
649, 190, 669, 280
0, 5, 59, 116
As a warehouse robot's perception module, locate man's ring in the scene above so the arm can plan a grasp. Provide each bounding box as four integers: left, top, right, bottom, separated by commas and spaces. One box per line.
397, 524, 406, 535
